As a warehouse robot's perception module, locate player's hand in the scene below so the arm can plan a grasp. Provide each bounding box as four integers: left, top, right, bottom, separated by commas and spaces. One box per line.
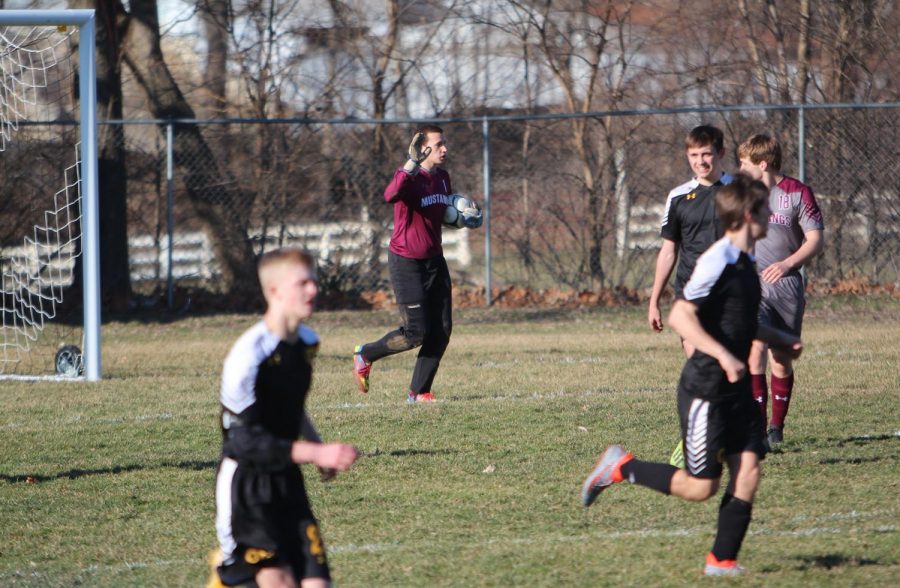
402, 132, 432, 174
461, 202, 483, 229
718, 352, 746, 383
314, 443, 358, 472
761, 260, 792, 283
772, 339, 803, 361
648, 304, 664, 333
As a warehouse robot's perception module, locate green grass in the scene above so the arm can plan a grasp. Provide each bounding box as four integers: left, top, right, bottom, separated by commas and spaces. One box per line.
0, 299, 898, 586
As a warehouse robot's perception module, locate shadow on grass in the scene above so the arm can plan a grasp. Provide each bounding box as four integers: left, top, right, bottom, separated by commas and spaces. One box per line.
1, 459, 217, 484
817, 455, 896, 465
362, 448, 456, 459
772, 432, 898, 456
831, 433, 899, 447
793, 554, 888, 570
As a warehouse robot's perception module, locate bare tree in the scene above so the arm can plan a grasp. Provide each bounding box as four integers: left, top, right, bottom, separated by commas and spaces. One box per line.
70, 0, 132, 311
121, 0, 256, 297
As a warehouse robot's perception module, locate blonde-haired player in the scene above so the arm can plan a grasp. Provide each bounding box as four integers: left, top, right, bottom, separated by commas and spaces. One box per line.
210, 249, 358, 588
738, 134, 825, 448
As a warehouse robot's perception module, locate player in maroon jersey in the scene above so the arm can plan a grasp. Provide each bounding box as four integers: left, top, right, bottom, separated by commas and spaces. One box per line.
353, 125, 477, 403
738, 134, 825, 448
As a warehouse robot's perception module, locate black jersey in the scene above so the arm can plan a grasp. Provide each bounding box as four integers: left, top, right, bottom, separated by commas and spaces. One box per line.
216, 322, 329, 582
219, 322, 320, 470
678, 237, 761, 400
660, 175, 732, 297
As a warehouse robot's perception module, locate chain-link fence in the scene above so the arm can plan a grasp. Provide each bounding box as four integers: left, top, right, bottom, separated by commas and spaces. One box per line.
7, 104, 898, 311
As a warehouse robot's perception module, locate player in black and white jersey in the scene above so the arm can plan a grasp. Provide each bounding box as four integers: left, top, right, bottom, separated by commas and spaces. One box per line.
738, 134, 825, 449
210, 249, 358, 588
649, 125, 733, 468
581, 175, 803, 577
648, 125, 733, 358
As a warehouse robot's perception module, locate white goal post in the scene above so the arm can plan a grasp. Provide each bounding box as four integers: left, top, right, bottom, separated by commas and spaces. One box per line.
0, 10, 100, 381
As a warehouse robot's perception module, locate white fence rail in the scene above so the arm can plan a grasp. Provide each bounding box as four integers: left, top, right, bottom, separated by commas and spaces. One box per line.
129, 222, 471, 283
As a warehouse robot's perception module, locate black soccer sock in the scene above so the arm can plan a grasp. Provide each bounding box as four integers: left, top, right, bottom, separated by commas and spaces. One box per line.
619, 459, 678, 495
711, 493, 753, 561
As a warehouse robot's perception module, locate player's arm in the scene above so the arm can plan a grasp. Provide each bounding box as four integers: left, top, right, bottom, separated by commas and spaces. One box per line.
648, 238, 678, 332
668, 299, 745, 383
294, 413, 358, 479
384, 168, 416, 203
760, 229, 824, 283
224, 406, 295, 469
756, 324, 803, 360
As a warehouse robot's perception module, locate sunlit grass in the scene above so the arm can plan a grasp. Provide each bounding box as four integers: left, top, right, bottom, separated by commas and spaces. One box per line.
0, 299, 897, 586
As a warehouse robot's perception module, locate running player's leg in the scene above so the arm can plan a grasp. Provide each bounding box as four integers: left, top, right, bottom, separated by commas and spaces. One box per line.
707, 451, 759, 571
584, 387, 722, 506
707, 394, 765, 571
409, 257, 452, 398
354, 253, 428, 392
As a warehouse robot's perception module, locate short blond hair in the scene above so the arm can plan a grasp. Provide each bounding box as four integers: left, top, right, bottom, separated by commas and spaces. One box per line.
257, 248, 316, 294
737, 134, 782, 171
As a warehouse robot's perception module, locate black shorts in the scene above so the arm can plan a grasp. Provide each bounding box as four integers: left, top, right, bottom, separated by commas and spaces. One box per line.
215, 458, 330, 585
388, 251, 451, 305
677, 386, 766, 479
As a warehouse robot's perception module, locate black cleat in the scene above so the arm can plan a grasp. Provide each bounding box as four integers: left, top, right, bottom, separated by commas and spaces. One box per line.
767, 427, 784, 449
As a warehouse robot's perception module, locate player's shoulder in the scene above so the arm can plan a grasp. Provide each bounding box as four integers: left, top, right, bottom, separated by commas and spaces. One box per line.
666, 178, 699, 201
697, 237, 742, 270
225, 321, 279, 370
298, 324, 320, 346
683, 238, 742, 300
221, 321, 279, 412
777, 175, 811, 194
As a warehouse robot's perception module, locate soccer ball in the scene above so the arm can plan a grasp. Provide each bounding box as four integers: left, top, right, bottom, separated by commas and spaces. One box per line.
443, 194, 483, 229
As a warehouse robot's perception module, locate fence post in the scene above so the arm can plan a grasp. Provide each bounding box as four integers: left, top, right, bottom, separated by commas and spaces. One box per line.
482, 117, 492, 306
798, 104, 806, 183
166, 122, 175, 309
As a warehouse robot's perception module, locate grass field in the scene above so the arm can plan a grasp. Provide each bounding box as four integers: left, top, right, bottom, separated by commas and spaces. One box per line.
1, 298, 898, 586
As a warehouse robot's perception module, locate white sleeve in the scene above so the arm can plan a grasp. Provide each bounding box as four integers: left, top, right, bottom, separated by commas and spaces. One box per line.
220, 324, 277, 414
682, 242, 733, 302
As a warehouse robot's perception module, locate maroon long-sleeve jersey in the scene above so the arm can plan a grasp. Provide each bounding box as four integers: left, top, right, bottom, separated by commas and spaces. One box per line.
384, 166, 453, 259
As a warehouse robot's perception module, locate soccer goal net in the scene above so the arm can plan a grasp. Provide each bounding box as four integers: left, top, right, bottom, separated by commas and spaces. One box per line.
0, 10, 100, 381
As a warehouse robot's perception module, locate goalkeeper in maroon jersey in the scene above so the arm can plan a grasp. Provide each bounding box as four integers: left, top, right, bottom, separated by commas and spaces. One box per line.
352, 125, 480, 403
738, 134, 825, 449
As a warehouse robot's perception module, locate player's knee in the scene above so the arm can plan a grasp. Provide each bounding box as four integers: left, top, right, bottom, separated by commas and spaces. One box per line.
749, 340, 768, 372
400, 304, 428, 347
256, 565, 298, 588
682, 477, 719, 502
738, 461, 762, 493
768, 348, 793, 371
403, 328, 426, 348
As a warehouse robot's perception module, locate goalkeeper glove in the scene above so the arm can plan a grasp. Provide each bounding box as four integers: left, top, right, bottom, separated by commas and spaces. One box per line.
461, 203, 483, 229
402, 132, 432, 174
